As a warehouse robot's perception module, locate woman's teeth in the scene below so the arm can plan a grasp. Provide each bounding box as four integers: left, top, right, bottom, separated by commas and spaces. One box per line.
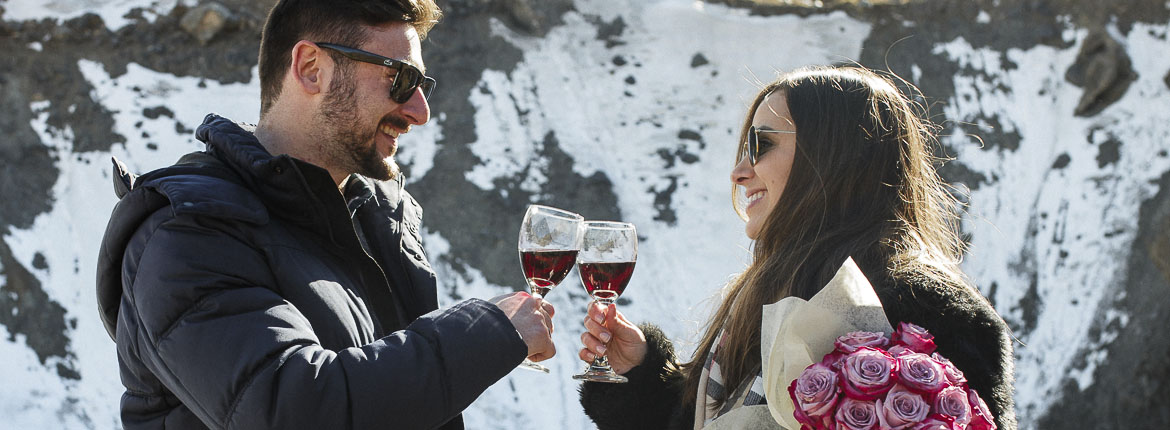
747, 191, 764, 203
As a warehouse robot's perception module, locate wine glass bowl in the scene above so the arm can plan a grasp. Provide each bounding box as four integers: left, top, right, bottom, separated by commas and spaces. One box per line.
518, 205, 584, 298
573, 221, 637, 384
516, 205, 584, 373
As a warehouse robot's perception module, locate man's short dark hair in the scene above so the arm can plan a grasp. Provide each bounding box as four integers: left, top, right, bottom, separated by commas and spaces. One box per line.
258, 0, 442, 115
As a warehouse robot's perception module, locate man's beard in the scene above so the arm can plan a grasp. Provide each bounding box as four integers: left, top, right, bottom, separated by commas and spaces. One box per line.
318, 70, 401, 181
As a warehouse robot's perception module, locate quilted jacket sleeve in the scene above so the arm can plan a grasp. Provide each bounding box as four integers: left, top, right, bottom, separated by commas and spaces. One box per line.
120, 211, 527, 430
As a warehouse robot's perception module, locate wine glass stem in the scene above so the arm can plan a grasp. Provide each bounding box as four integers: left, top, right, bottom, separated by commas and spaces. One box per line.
592, 296, 617, 366
531, 286, 550, 298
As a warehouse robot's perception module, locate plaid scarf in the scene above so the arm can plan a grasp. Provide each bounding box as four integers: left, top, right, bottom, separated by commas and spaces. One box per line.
694, 330, 767, 428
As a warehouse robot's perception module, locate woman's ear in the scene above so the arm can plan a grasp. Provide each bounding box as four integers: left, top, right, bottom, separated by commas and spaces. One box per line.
289, 41, 327, 95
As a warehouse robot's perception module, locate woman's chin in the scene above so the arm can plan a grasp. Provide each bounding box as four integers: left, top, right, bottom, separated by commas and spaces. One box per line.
745, 223, 760, 241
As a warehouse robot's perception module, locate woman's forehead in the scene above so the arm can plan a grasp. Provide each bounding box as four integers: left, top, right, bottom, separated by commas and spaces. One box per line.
753, 93, 794, 128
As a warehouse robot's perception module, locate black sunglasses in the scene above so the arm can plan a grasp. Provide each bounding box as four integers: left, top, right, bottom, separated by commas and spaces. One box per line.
316, 42, 436, 104
740, 125, 796, 166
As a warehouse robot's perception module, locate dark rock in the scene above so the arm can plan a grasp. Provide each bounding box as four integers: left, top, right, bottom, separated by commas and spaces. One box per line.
1038, 168, 1170, 429
0, 239, 74, 369
649, 176, 680, 226
180, 2, 236, 45
143, 106, 175, 119
1052, 153, 1071, 169
1096, 136, 1121, 168
589, 15, 626, 48
691, 53, 709, 68
1065, 30, 1138, 117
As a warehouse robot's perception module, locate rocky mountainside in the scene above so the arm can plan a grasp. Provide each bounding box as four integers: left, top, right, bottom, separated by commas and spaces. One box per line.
1, 0, 1168, 428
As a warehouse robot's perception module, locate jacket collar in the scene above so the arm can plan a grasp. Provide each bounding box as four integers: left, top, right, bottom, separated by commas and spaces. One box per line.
194, 114, 404, 245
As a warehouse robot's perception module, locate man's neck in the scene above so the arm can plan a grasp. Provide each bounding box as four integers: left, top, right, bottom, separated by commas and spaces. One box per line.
255, 116, 350, 190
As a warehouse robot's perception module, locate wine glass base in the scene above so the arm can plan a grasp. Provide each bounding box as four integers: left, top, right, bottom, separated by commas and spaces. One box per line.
518, 359, 551, 373
572, 370, 628, 383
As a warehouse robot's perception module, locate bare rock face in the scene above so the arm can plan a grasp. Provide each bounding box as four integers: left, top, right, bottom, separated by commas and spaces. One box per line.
180, 2, 236, 45
1065, 30, 1138, 117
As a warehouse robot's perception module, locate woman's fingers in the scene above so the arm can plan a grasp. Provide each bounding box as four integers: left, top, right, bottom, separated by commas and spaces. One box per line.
583, 313, 612, 342
580, 330, 607, 357
578, 348, 597, 362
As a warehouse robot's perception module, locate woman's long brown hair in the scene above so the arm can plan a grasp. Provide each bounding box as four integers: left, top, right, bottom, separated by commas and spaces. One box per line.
681, 66, 971, 411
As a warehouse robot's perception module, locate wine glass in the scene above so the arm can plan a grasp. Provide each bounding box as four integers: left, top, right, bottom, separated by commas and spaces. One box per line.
517, 204, 584, 373
572, 221, 637, 383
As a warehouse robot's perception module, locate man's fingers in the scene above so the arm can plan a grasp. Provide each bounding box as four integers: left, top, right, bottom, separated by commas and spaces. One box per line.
529, 336, 556, 362
540, 299, 555, 318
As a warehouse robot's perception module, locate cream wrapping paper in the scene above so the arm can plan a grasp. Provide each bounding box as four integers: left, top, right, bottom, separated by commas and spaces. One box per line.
759, 257, 893, 430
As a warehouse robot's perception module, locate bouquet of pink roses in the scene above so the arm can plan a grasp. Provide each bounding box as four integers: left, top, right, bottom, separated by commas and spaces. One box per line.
787, 322, 996, 430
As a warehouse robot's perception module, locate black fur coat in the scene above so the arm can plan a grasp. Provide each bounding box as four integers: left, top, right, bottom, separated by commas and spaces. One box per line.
579, 271, 1018, 430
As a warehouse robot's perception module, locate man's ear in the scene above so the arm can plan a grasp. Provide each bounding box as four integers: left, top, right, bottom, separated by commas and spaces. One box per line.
290, 41, 328, 95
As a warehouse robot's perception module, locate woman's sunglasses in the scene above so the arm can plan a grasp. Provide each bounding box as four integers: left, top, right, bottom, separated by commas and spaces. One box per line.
740, 125, 796, 166
316, 42, 436, 104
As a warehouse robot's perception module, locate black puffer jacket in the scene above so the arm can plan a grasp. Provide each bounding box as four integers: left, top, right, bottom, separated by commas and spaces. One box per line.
96, 114, 526, 430
580, 268, 1018, 430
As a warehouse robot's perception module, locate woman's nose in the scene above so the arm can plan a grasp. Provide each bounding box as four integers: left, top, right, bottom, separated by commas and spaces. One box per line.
731, 155, 753, 185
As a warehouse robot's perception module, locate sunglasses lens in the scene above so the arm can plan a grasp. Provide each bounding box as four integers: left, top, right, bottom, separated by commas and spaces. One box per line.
390, 67, 436, 103
746, 126, 758, 165
390, 67, 419, 103
420, 77, 436, 101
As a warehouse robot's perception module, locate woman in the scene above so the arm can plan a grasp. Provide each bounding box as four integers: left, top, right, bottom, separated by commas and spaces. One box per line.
577, 66, 1017, 430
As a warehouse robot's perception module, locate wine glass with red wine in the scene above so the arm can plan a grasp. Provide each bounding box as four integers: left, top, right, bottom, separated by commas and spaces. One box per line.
517, 204, 584, 373
572, 221, 637, 383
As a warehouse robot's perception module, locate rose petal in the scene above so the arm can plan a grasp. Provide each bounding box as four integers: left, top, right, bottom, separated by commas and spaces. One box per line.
835, 331, 890, 354
893, 322, 937, 354
841, 348, 897, 400
897, 353, 948, 394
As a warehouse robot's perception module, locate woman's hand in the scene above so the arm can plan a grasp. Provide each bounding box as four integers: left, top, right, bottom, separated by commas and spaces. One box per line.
579, 302, 647, 374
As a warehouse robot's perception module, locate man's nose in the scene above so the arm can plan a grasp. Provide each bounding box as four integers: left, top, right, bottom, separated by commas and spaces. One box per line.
399, 89, 430, 125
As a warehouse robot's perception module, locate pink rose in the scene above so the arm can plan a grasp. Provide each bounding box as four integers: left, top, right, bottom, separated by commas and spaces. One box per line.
886, 345, 914, 357
834, 397, 879, 430
789, 364, 841, 419
876, 385, 931, 430
840, 348, 897, 400
835, 331, 890, 354
967, 388, 997, 430
932, 353, 967, 387
932, 386, 972, 426
913, 414, 960, 430
821, 350, 847, 371
897, 353, 949, 394
892, 322, 936, 354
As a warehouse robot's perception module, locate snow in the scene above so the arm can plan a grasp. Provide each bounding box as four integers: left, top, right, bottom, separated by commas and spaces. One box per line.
0, 0, 195, 30
934, 23, 1170, 421
2, 59, 258, 429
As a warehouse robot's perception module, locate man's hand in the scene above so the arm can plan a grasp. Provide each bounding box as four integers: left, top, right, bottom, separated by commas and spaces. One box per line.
490, 292, 556, 361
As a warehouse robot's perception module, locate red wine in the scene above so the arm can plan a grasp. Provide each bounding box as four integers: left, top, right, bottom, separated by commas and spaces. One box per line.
578, 261, 636, 300
520, 249, 578, 295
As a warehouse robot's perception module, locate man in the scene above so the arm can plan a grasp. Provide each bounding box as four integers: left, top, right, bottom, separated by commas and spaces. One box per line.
95, 1, 555, 428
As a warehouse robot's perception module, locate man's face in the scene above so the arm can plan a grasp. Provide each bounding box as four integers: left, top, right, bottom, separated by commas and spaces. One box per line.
315, 22, 430, 181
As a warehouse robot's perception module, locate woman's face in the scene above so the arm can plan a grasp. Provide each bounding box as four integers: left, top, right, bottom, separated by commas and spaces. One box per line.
732, 93, 797, 240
